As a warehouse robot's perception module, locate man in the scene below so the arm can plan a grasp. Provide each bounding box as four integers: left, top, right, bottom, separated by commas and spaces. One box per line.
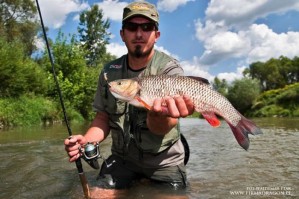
64, 1, 194, 192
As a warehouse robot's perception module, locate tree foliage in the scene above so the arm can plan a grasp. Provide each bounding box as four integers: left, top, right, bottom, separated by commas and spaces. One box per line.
0, 0, 39, 55
250, 83, 299, 117
227, 78, 261, 113
78, 4, 111, 67
244, 56, 299, 91
39, 32, 102, 120
0, 38, 48, 97
213, 77, 228, 97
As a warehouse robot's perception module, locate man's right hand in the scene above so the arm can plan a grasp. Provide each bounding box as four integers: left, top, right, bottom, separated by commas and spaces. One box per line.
64, 135, 87, 162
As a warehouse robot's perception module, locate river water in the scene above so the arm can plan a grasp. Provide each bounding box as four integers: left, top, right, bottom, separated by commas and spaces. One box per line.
0, 118, 298, 199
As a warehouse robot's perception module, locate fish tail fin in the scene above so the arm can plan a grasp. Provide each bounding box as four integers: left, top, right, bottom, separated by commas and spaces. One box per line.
228, 116, 262, 150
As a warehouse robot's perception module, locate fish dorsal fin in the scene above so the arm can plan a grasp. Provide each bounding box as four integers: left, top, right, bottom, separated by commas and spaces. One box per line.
187, 76, 209, 85
201, 111, 221, 127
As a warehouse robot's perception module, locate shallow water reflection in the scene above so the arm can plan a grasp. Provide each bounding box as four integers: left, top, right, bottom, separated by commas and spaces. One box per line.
0, 118, 298, 198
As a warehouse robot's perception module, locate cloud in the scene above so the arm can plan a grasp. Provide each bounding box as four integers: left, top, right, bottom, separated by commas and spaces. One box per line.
155, 46, 180, 60
181, 58, 247, 83
205, 0, 299, 28
157, 0, 194, 12
38, 0, 89, 29
98, 0, 195, 21
246, 24, 299, 63
217, 66, 246, 82
198, 30, 250, 65
180, 57, 214, 81
96, 0, 128, 21
194, 0, 299, 67
196, 22, 299, 65
106, 42, 127, 58
34, 36, 45, 51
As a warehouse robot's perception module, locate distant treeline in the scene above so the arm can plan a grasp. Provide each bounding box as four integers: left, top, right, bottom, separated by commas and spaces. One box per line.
0, 2, 298, 128
213, 56, 299, 117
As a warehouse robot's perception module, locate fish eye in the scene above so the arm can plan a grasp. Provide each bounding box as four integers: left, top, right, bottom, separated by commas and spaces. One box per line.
117, 82, 122, 85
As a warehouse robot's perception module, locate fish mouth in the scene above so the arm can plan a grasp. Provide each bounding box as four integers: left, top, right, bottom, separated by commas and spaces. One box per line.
109, 90, 131, 102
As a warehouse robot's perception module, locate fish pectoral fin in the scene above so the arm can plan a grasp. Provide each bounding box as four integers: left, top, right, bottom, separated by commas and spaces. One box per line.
201, 111, 221, 127
134, 96, 151, 110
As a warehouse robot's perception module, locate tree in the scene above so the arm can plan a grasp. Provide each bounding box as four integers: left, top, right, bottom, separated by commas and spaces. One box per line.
78, 4, 111, 67
0, 38, 48, 97
227, 78, 261, 113
0, 0, 39, 56
39, 32, 100, 119
213, 77, 228, 97
244, 61, 268, 90
291, 56, 299, 83
245, 56, 299, 91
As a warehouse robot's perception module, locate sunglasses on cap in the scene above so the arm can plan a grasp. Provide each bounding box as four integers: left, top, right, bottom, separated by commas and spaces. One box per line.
122, 22, 158, 32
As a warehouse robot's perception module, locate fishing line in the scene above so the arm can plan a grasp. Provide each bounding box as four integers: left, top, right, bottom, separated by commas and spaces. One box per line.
35, 0, 90, 198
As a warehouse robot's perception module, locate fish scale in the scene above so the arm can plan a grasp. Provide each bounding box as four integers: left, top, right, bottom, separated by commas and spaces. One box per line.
108, 75, 262, 150
139, 75, 241, 127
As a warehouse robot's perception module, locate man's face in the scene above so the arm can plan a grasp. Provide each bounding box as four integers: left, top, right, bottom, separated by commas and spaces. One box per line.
120, 17, 160, 58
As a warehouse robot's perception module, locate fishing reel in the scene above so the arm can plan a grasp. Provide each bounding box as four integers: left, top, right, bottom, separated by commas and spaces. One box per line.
81, 142, 101, 169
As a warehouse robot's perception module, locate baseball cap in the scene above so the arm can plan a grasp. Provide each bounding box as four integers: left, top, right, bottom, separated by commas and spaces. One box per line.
122, 1, 159, 23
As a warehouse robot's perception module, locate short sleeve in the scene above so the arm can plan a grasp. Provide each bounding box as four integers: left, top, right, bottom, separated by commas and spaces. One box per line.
160, 59, 184, 76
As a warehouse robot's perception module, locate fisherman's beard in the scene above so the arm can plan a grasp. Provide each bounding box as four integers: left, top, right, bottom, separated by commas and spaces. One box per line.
132, 45, 153, 58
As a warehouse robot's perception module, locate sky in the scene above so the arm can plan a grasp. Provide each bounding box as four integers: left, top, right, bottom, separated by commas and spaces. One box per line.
37, 0, 299, 82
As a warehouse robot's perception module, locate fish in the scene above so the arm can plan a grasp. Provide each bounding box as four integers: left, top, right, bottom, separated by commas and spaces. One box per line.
108, 75, 262, 150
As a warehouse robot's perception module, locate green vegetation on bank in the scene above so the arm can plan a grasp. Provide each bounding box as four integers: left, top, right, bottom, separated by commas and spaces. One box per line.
0, 96, 83, 127
249, 83, 299, 117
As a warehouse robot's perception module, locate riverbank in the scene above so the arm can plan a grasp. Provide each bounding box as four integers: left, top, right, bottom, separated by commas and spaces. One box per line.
0, 96, 86, 129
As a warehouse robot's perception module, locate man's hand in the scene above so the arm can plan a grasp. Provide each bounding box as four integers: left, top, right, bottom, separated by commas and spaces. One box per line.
64, 135, 87, 162
147, 95, 194, 135
151, 95, 194, 118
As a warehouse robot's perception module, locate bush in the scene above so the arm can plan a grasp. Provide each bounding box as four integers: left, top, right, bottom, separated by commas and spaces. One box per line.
0, 96, 83, 127
251, 105, 291, 117
249, 83, 299, 117
0, 38, 48, 97
293, 108, 299, 117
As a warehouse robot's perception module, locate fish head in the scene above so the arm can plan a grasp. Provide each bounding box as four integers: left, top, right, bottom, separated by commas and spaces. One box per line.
108, 78, 140, 101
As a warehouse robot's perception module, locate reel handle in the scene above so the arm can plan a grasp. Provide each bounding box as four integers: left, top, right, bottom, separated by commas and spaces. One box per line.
82, 142, 101, 169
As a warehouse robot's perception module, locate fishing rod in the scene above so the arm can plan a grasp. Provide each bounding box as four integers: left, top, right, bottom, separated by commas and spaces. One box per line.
35, 0, 90, 198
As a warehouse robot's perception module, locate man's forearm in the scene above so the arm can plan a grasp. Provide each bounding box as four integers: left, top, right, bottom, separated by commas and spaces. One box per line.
84, 112, 110, 143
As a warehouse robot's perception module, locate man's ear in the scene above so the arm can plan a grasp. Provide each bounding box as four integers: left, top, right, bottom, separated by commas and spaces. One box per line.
120, 29, 125, 42
155, 31, 161, 42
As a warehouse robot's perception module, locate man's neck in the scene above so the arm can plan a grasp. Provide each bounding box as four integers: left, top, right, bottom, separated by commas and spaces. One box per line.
128, 50, 155, 70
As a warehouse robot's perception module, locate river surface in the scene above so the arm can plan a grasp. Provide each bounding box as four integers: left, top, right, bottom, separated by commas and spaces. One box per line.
0, 118, 298, 199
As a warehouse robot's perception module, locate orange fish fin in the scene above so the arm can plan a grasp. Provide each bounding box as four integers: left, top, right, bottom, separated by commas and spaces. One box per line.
201, 111, 221, 127
134, 96, 151, 110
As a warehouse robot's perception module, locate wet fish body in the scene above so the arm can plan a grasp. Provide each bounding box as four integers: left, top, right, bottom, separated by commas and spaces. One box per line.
108, 75, 262, 150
